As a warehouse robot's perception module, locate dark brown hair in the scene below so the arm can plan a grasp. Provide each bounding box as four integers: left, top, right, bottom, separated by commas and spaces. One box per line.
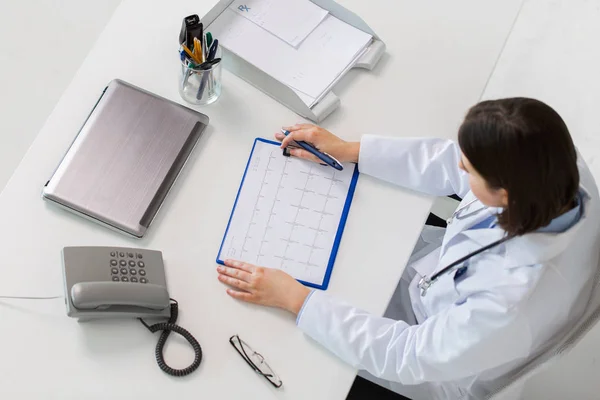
458, 98, 579, 236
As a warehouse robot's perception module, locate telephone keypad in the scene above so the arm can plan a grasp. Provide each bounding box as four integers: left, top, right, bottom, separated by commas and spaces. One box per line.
110, 250, 149, 284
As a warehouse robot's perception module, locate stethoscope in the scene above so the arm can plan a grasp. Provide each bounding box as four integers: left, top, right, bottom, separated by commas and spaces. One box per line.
418, 199, 511, 297
446, 198, 487, 225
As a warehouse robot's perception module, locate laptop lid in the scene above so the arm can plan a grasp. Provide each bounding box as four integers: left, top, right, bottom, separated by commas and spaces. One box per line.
43, 79, 209, 238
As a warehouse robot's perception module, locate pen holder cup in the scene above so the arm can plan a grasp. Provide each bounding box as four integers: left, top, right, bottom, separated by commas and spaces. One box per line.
178, 48, 222, 105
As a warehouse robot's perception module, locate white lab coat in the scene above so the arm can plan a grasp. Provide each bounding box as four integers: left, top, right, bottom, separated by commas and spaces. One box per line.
297, 135, 600, 400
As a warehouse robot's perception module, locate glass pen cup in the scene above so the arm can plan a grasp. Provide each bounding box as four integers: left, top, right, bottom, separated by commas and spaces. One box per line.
178, 47, 222, 105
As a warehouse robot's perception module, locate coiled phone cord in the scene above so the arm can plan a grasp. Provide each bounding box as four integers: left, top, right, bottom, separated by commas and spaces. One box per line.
2, 295, 201, 376
139, 299, 203, 377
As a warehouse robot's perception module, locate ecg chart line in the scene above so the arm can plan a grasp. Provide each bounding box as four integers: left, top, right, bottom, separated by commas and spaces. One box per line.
276, 161, 312, 268
256, 153, 289, 263
304, 170, 336, 268
226, 236, 236, 258
232, 144, 346, 278
240, 153, 271, 257
276, 164, 338, 270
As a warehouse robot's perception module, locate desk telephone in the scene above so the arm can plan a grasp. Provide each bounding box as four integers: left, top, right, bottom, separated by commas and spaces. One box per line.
62, 246, 202, 376
62, 246, 170, 319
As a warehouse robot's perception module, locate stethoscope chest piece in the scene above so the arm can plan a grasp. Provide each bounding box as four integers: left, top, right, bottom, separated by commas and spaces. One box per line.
418, 276, 432, 297
417, 235, 510, 297
418, 198, 511, 297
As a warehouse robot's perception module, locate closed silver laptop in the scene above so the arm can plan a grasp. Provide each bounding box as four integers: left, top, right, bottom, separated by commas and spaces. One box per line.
43, 79, 209, 238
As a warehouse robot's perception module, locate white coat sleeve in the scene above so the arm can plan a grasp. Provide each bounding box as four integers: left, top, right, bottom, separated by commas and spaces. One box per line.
359, 135, 470, 198
297, 290, 532, 384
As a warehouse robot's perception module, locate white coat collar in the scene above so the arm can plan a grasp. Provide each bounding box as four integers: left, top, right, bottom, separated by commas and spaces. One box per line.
459, 185, 592, 269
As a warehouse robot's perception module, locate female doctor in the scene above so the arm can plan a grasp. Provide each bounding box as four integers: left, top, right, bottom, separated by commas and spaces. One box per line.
216, 98, 600, 399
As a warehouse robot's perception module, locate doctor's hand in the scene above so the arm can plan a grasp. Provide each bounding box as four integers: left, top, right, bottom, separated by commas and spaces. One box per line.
275, 124, 360, 164
217, 260, 311, 315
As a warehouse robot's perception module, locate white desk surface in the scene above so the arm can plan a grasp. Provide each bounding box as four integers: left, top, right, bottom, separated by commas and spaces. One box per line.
0, 0, 522, 398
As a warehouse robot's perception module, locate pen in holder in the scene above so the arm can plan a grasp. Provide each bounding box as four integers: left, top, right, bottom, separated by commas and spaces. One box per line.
178, 46, 222, 105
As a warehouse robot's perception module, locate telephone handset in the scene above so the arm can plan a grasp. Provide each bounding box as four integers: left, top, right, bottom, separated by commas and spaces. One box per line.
62, 246, 202, 376
71, 281, 169, 310
62, 246, 170, 319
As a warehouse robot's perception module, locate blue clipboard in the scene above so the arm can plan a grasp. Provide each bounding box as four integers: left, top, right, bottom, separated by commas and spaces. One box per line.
216, 138, 359, 290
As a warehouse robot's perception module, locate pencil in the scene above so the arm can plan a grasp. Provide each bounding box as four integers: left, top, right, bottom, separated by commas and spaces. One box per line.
194, 37, 204, 63
181, 44, 201, 64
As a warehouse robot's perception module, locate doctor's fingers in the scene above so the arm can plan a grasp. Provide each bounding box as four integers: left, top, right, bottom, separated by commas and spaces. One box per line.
275, 124, 313, 141
224, 259, 256, 273
218, 273, 251, 291
283, 123, 315, 132
287, 147, 323, 164
218, 265, 252, 282
226, 288, 255, 303
279, 128, 320, 149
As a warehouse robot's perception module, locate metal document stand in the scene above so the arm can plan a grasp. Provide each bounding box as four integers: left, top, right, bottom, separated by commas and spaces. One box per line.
202, 0, 386, 122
